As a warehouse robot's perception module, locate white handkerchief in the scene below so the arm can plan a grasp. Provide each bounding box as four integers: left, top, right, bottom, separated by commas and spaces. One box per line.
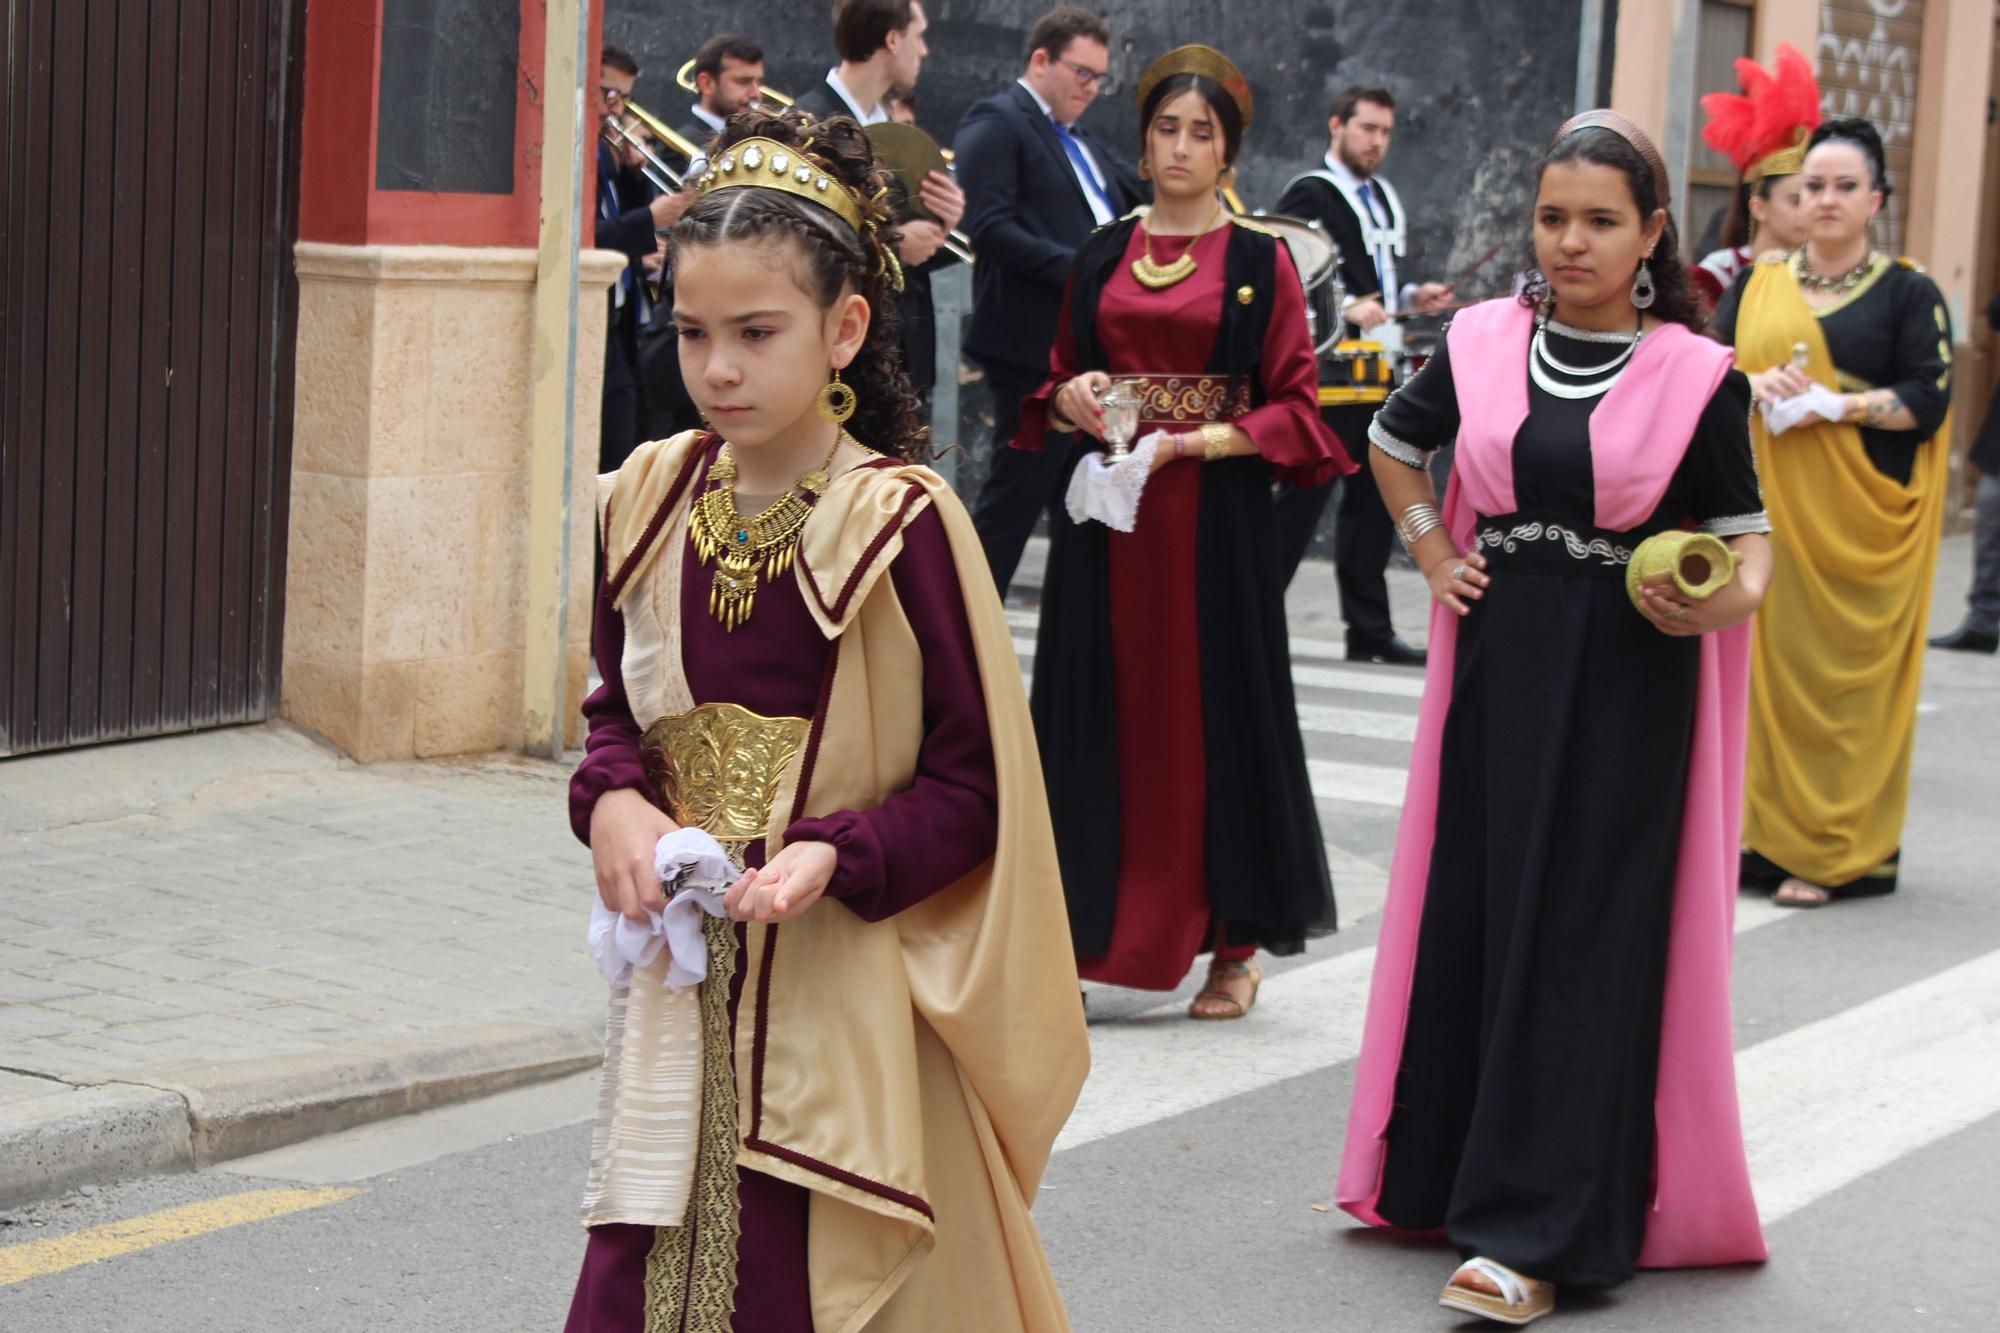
1761, 383, 1846, 436
586, 828, 739, 992
1063, 432, 1164, 533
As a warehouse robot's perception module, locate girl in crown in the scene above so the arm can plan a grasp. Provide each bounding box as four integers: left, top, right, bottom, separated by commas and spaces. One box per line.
1692, 43, 1820, 321
1016, 46, 1346, 1022
563, 108, 1085, 1333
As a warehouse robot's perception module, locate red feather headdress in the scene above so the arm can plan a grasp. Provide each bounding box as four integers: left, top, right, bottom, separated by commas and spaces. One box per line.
1700, 42, 1821, 180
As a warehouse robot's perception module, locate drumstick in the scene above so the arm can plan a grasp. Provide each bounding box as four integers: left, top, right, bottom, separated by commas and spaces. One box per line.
1377, 242, 1510, 325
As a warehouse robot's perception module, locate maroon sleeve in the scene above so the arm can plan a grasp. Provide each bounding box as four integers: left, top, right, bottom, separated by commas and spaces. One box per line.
568, 574, 662, 845
785, 504, 1000, 922
1238, 242, 1353, 487
1013, 279, 1083, 451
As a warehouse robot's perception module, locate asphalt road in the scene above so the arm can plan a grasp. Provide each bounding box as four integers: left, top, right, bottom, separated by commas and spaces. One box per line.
3, 616, 1996, 1331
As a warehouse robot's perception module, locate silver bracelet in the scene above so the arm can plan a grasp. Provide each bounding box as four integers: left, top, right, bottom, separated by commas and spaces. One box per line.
1396, 502, 1443, 548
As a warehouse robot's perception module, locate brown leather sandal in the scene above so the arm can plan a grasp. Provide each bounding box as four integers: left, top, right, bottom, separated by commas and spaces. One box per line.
1188, 960, 1261, 1021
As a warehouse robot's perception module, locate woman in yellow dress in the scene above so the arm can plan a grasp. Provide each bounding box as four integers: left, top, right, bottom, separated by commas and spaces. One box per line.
1711, 117, 1954, 906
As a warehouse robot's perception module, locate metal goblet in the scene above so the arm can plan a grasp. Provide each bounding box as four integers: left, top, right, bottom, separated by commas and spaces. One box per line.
1097, 380, 1142, 460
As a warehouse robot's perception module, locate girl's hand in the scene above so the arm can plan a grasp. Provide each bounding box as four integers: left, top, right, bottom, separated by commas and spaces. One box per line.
1055, 372, 1112, 440
1424, 549, 1490, 616
723, 841, 837, 923
590, 788, 681, 922
1637, 577, 1758, 637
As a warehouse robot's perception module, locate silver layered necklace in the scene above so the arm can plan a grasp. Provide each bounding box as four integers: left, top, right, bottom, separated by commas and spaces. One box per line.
1530, 314, 1643, 400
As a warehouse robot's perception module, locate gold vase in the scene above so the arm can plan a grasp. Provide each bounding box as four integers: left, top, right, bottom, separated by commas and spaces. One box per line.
1625, 530, 1738, 613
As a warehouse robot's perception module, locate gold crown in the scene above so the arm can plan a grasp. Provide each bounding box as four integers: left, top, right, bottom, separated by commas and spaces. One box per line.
694, 137, 865, 232
1136, 45, 1254, 129
1749, 129, 1810, 182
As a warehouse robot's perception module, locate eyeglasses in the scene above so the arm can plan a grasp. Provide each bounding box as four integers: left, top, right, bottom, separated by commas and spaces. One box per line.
1057, 58, 1111, 92
599, 85, 629, 104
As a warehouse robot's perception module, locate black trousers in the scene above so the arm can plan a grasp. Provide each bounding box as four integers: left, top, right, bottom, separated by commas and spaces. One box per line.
600, 327, 642, 477
1274, 405, 1397, 644
970, 356, 1075, 597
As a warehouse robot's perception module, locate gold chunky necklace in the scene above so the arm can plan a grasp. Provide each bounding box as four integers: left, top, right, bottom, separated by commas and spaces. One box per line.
688, 433, 845, 630
1131, 198, 1224, 290
1796, 248, 1878, 295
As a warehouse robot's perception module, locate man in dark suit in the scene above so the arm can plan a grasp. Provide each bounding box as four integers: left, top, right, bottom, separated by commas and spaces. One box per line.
793, 0, 965, 427
633, 35, 766, 447
596, 45, 685, 474
955, 6, 1140, 597
1271, 86, 1452, 665
1931, 290, 2000, 654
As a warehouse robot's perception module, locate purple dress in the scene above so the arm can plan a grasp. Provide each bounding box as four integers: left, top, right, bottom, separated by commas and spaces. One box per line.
565, 444, 999, 1332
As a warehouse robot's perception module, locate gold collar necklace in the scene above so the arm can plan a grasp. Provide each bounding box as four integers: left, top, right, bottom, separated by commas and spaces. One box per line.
688, 432, 846, 630
1132, 197, 1224, 290
1797, 248, 1878, 295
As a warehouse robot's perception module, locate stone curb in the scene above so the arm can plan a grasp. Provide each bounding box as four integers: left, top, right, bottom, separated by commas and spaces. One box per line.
0, 1020, 602, 1208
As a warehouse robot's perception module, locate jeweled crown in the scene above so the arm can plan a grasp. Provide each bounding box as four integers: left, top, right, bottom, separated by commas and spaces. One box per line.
693, 137, 865, 233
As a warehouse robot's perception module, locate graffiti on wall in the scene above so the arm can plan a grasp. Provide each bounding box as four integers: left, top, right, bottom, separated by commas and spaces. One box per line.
1817, 0, 1925, 254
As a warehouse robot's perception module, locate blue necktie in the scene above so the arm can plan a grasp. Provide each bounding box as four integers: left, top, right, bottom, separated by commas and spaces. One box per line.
1053, 121, 1115, 218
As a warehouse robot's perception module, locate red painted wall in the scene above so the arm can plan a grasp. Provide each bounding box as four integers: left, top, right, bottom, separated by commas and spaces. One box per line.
298, 0, 603, 248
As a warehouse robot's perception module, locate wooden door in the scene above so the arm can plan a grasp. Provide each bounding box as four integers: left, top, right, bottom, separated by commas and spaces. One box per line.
1, 0, 303, 755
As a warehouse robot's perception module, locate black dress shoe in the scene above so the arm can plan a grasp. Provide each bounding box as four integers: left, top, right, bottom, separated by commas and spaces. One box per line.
1346, 635, 1429, 666
1928, 625, 1999, 653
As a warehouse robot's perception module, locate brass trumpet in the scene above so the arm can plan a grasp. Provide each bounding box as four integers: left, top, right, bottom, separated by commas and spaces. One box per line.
603, 113, 684, 196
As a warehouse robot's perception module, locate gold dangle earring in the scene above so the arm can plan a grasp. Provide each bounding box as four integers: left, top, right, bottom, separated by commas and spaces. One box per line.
817, 367, 857, 424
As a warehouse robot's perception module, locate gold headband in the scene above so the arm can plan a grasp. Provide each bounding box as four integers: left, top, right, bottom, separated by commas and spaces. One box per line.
1136, 44, 1255, 129
1552, 109, 1671, 205
693, 137, 866, 233
1749, 129, 1809, 182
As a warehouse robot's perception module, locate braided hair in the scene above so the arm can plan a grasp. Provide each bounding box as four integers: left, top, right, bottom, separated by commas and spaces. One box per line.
671, 108, 926, 461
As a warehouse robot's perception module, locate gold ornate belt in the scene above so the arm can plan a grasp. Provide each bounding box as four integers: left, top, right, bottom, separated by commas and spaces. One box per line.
640, 702, 810, 862
1121, 374, 1253, 423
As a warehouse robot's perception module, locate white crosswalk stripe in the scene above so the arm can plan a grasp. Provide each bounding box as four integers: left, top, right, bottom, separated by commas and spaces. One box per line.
1057, 896, 1795, 1154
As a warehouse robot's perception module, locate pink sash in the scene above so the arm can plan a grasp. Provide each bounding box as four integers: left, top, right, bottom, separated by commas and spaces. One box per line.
1335, 298, 1767, 1268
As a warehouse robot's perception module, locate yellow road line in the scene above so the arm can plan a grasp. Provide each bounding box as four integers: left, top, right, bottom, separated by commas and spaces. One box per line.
0, 1186, 364, 1286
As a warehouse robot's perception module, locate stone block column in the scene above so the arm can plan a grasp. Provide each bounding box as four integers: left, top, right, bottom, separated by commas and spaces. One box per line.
284, 245, 624, 760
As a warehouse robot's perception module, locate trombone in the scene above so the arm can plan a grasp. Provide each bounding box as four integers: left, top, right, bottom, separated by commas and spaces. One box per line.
676, 59, 794, 108
603, 114, 685, 196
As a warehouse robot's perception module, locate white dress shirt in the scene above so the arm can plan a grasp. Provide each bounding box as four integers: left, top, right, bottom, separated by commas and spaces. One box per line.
824, 67, 888, 126
1018, 79, 1115, 225
1324, 152, 1418, 312
685, 102, 723, 177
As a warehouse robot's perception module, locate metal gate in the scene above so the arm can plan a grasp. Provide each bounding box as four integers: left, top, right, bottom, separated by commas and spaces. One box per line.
1, 0, 303, 756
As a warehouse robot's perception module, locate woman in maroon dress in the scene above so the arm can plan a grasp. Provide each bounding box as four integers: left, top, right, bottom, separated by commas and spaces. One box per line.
1018, 46, 1347, 1019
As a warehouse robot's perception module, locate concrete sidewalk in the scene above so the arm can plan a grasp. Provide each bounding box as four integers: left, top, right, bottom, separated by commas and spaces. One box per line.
0, 725, 605, 1207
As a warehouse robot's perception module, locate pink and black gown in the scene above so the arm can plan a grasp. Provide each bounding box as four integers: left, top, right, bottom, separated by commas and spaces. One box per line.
565, 443, 998, 1331
1017, 218, 1348, 989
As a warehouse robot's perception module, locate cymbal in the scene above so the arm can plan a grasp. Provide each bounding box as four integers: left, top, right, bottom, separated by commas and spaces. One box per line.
864, 122, 949, 220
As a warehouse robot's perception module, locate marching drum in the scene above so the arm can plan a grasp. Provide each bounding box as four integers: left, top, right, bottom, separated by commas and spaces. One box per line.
1254, 213, 1343, 356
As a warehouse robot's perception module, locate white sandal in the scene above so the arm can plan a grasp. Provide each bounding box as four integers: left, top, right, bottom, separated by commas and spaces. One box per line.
1439, 1257, 1555, 1326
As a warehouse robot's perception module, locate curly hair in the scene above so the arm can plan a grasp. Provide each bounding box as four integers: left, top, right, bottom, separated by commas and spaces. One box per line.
1520, 125, 1703, 332
670, 108, 926, 461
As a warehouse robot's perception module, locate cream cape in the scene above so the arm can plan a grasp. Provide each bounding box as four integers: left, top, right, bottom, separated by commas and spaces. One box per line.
589, 431, 1087, 1332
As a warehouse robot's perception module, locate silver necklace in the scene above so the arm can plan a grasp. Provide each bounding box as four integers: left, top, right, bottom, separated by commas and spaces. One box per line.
1542, 314, 1642, 345
1533, 326, 1638, 378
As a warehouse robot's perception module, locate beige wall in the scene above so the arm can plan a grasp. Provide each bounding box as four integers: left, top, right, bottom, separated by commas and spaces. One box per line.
283, 244, 626, 762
